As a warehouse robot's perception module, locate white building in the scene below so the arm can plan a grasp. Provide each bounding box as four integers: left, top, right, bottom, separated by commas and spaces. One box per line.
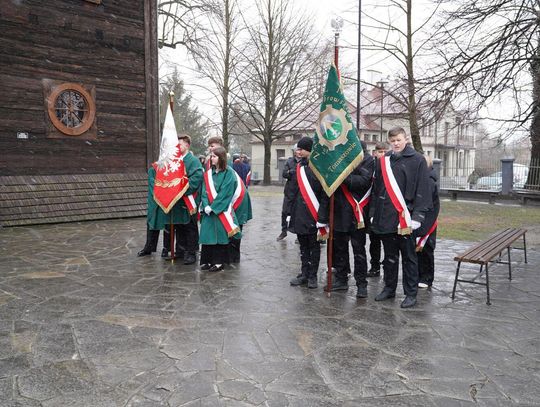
250, 87, 479, 183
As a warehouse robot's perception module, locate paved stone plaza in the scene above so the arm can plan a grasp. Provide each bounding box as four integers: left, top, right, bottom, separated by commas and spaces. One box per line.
1, 187, 539, 406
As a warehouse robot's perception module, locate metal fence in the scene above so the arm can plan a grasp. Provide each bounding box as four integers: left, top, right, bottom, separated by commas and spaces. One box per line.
438, 157, 540, 192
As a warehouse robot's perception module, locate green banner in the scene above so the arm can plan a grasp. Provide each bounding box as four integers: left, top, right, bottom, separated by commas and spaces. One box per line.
310, 64, 364, 197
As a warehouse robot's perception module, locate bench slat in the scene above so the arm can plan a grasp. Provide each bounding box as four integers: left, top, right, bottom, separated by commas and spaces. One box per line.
454, 228, 526, 264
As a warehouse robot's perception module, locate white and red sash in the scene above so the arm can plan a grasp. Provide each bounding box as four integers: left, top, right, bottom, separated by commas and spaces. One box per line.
341, 184, 371, 229
380, 155, 412, 235
203, 169, 240, 237
182, 192, 197, 215
416, 219, 438, 252
297, 164, 328, 240
232, 172, 246, 210
179, 152, 198, 215
246, 170, 251, 186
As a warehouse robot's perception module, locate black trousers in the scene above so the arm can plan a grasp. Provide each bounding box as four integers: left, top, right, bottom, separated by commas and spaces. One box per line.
229, 225, 243, 263
281, 211, 288, 232
417, 229, 436, 285
333, 230, 368, 287
298, 233, 320, 279
379, 233, 419, 297
143, 226, 163, 252
200, 244, 229, 265
369, 231, 382, 270
175, 215, 199, 255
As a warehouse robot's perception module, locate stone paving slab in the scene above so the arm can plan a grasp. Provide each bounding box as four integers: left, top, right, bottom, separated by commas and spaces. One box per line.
0, 188, 539, 406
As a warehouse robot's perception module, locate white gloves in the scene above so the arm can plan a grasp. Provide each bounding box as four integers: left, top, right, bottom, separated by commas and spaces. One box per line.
286, 216, 291, 223
204, 205, 212, 215
411, 220, 421, 230
316, 222, 328, 228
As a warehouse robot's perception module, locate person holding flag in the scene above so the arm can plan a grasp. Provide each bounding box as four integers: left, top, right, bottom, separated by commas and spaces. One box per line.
199, 146, 241, 272
370, 127, 431, 308
139, 103, 189, 259
173, 134, 203, 265
415, 154, 440, 289
288, 136, 329, 289
328, 140, 375, 298
308, 63, 364, 293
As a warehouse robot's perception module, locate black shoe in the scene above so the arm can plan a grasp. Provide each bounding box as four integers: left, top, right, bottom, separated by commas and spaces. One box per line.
290, 276, 308, 286
366, 268, 380, 277
276, 231, 287, 241
161, 248, 169, 258
356, 286, 368, 298
183, 253, 196, 265
307, 277, 318, 289
137, 249, 152, 257
200, 263, 211, 271
208, 264, 224, 272
327, 279, 348, 291
400, 296, 417, 308
375, 289, 396, 301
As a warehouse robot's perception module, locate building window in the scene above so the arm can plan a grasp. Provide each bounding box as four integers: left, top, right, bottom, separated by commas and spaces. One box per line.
276, 149, 285, 168
43, 80, 97, 139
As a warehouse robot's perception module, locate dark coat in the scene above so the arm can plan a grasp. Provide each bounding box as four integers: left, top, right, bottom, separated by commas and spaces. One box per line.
282, 156, 300, 215
370, 145, 432, 234
333, 154, 375, 233
414, 166, 440, 245
288, 158, 329, 235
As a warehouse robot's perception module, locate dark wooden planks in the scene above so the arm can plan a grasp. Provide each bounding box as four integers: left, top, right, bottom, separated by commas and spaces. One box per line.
0, 173, 148, 226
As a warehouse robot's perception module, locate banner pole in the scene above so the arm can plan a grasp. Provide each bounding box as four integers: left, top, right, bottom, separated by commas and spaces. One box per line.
326, 194, 335, 296
169, 91, 175, 263
326, 22, 341, 296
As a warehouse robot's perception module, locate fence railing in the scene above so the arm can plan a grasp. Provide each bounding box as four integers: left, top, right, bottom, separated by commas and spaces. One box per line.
436, 157, 540, 192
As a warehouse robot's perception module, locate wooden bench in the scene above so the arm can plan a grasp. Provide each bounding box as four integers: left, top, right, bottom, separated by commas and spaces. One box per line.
452, 228, 528, 305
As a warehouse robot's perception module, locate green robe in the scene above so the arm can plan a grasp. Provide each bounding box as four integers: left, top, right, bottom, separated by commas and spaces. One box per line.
199, 167, 241, 245
146, 151, 203, 230
235, 184, 253, 226
175, 151, 203, 223
146, 166, 180, 230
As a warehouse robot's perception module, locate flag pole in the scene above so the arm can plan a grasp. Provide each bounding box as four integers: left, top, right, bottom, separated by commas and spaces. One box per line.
326, 18, 343, 295
169, 91, 175, 263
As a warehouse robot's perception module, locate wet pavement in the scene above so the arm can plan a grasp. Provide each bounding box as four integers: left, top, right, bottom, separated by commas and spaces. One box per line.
0, 187, 539, 406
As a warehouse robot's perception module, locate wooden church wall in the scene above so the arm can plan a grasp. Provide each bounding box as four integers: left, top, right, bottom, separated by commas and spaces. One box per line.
0, 0, 159, 226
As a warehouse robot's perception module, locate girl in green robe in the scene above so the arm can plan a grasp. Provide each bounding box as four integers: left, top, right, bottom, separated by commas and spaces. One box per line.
199, 146, 241, 272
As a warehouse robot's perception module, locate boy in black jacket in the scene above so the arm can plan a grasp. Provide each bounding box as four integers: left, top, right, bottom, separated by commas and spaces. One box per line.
415, 155, 440, 288
329, 140, 375, 298
288, 137, 329, 289
277, 147, 302, 241
370, 127, 431, 308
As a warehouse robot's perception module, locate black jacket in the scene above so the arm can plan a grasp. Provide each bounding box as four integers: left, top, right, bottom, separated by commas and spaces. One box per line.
415, 166, 440, 238
370, 145, 432, 234
333, 154, 375, 233
282, 156, 300, 215
288, 158, 329, 235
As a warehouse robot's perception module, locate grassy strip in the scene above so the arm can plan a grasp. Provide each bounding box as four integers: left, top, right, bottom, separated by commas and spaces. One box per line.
439, 200, 540, 242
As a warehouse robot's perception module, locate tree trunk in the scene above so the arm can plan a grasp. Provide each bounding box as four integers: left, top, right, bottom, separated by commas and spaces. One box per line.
406, 0, 423, 153
263, 137, 272, 185
526, 36, 540, 189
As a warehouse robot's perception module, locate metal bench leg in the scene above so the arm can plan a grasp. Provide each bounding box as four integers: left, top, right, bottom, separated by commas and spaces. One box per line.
523, 234, 528, 264
507, 246, 512, 280
452, 261, 461, 300
485, 263, 491, 305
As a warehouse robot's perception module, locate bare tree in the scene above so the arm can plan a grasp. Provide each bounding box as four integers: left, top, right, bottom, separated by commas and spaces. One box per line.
158, 0, 215, 54
432, 0, 540, 188
193, 0, 243, 150
351, 0, 451, 152
233, 0, 331, 184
